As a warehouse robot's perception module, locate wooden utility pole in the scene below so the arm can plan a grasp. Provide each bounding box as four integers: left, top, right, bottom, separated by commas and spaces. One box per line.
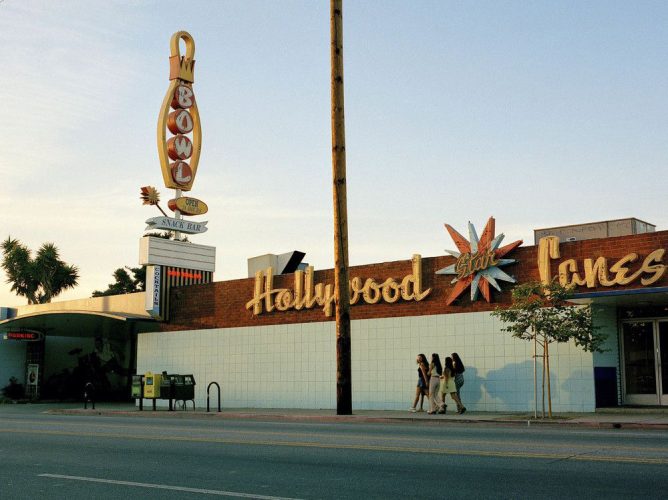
330, 0, 352, 415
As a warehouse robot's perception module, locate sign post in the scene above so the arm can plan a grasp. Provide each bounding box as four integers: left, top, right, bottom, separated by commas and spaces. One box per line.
139, 31, 215, 320
155, 30, 205, 241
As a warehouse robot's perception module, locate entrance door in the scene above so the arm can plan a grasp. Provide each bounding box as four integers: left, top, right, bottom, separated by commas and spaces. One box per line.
622, 321, 667, 405
659, 322, 668, 406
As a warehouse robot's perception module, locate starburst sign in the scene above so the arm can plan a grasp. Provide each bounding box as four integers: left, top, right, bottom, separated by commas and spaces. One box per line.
436, 217, 523, 305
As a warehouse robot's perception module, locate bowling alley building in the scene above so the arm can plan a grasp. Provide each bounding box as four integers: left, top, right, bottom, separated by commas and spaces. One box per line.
1, 217, 667, 411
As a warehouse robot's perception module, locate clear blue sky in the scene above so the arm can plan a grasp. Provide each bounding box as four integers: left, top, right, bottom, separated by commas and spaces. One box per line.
1, 1, 667, 306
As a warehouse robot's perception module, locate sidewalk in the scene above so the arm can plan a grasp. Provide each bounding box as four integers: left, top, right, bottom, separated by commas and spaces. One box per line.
30, 402, 668, 430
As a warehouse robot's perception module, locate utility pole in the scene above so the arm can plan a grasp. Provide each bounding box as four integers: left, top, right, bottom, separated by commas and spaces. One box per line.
330, 0, 352, 415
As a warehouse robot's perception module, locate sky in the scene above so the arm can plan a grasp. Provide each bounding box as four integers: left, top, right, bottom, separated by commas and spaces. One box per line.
1, 0, 667, 307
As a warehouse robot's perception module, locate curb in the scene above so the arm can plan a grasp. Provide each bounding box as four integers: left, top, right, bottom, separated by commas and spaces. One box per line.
45, 408, 668, 430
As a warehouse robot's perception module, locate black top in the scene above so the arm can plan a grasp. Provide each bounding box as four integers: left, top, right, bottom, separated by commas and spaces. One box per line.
417, 365, 427, 385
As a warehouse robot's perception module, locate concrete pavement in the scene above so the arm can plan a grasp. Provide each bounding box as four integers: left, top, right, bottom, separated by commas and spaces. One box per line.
5, 401, 664, 430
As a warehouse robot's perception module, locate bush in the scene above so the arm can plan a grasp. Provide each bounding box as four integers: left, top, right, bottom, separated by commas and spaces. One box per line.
1, 377, 25, 400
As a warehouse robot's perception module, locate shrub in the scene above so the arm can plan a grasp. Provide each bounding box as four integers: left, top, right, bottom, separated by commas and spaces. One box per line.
1, 377, 25, 400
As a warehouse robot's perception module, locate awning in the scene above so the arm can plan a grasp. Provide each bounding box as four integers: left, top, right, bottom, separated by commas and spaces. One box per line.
569, 286, 668, 307
0, 310, 159, 339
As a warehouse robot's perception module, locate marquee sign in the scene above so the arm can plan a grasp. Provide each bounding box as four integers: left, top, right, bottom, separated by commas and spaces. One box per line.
157, 31, 201, 192
145, 263, 213, 320
436, 217, 522, 304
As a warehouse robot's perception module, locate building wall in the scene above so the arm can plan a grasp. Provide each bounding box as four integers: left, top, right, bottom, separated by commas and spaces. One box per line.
592, 306, 620, 368
592, 305, 621, 404
137, 230, 668, 412
0, 341, 26, 389
159, 230, 668, 334
138, 311, 595, 412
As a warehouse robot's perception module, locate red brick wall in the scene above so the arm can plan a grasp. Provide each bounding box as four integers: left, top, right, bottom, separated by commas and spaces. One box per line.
161, 230, 668, 332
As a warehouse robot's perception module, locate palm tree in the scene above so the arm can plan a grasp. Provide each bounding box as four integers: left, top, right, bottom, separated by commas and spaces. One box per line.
1, 237, 79, 304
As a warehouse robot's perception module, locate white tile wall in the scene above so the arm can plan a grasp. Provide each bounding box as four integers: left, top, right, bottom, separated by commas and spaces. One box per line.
591, 305, 621, 405
137, 311, 596, 412
592, 305, 620, 368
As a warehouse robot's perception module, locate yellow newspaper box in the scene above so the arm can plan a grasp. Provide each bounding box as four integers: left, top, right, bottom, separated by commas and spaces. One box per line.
143, 371, 163, 398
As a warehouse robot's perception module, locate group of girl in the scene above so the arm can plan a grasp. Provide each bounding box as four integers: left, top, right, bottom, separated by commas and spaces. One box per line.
411, 352, 466, 415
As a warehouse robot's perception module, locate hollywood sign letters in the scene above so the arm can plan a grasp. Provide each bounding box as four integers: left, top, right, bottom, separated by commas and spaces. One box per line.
538, 236, 666, 288
244, 235, 668, 319
246, 255, 431, 317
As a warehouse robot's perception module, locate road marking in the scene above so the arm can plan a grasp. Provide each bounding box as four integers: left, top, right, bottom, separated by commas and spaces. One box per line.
39, 474, 303, 499
4, 418, 668, 454
4, 428, 667, 465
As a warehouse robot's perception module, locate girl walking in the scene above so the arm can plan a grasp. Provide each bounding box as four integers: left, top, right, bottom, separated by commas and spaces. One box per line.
410, 353, 429, 412
452, 352, 467, 414
427, 353, 444, 414
440, 356, 465, 414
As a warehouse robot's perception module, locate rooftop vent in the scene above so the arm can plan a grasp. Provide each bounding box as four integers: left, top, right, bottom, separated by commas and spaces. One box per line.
247, 251, 307, 277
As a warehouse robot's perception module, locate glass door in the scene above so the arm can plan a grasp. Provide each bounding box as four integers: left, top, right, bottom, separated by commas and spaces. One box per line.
622, 321, 657, 405
659, 322, 668, 406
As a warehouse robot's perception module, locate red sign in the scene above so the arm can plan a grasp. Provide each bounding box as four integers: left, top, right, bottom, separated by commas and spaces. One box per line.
167, 270, 202, 280
167, 135, 193, 161
170, 161, 193, 186
171, 85, 195, 109
5, 331, 43, 341
167, 109, 194, 134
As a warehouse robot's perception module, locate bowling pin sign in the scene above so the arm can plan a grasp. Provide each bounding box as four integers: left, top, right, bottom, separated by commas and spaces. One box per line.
157, 31, 202, 192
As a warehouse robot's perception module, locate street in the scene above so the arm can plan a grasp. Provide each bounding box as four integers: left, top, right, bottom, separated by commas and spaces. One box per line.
1, 406, 667, 499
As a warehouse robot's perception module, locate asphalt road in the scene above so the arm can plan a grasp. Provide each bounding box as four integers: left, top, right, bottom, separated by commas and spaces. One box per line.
1, 406, 667, 499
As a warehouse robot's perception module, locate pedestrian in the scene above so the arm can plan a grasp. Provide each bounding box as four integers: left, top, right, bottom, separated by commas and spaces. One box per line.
452, 352, 467, 413
410, 353, 429, 412
427, 353, 444, 414
440, 356, 465, 414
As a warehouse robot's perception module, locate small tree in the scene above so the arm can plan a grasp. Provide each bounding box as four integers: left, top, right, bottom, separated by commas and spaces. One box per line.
1, 237, 79, 304
144, 231, 189, 242
1, 377, 25, 401
92, 266, 146, 297
492, 280, 605, 418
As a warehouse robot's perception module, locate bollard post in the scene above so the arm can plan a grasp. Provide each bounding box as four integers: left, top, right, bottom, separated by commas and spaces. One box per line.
83, 382, 96, 410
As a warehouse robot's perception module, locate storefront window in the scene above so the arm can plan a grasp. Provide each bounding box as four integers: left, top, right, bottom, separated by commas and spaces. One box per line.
620, 306, 668, 319
660, 323, 668, 396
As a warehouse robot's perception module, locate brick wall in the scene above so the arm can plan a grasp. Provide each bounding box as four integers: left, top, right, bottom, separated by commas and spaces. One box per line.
162, 230, 668, 332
